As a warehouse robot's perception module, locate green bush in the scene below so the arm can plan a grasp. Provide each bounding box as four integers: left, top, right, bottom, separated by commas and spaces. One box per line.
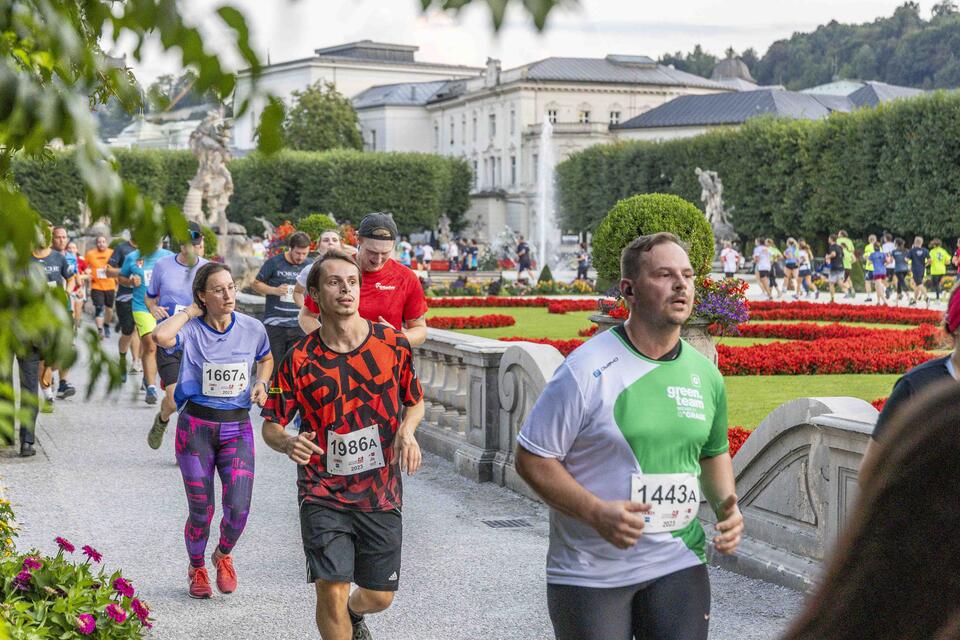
556, 91, 960, 241
592, 194, 715, 285
295, 213, 338, 242
538, 264, 554, 283
11, 149, 470, 238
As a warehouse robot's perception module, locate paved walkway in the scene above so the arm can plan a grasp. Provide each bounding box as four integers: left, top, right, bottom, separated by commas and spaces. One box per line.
2, 338, 802, 639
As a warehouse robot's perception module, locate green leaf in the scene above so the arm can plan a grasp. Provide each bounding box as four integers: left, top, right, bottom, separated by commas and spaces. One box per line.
256, 96, 285, 155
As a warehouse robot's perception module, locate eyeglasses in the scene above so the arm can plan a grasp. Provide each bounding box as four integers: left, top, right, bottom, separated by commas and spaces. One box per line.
205, 283, 237, 297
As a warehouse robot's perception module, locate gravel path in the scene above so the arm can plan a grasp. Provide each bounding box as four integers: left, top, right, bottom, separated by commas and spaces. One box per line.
1, 338, 803, 639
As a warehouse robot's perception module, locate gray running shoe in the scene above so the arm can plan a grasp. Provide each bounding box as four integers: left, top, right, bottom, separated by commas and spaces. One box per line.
352, 617, 373, 640
148, 413, 168, 450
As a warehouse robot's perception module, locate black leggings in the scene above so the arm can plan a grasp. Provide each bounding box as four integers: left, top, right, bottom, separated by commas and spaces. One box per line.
932, 274, 944, 298
895, 271, 908, 295
547, 564, 710, 640
1, 349, 40, 446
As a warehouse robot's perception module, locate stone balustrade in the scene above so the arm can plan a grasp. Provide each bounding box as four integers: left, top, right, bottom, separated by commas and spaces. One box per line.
413, 329, 563, 491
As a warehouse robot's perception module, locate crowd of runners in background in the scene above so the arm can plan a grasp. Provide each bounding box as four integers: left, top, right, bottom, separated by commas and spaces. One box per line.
719, 231, 957, 306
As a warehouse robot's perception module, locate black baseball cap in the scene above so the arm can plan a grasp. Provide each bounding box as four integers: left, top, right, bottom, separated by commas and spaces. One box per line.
187, 221, 204, 245
357, 212, 398, 241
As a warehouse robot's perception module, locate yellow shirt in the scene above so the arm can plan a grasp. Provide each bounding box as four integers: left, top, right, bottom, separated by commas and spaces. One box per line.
930, 247, 950, 276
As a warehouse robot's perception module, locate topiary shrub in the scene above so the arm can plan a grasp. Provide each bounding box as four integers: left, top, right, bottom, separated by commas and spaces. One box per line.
592, 193, 714, 285
296, 213, 338, 242
538, 264, 554, 283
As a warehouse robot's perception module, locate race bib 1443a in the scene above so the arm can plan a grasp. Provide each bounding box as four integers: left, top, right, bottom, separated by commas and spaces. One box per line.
631, 473, 700, 533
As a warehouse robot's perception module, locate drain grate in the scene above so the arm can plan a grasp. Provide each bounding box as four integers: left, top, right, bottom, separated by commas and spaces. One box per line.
482, 518, 532, 529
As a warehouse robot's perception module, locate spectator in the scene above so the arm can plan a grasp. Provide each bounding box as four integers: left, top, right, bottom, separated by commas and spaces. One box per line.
397, 236, 413, 268
765, 238, 783, 297
783, 381, 960, 640
421, 242, 434, 272
447, 237, 460, 272
469, 239, 479, 271
752, 237, 773, 299
719, 240, 741, 279
797, 240, 814, 299
576, 242, 591, 280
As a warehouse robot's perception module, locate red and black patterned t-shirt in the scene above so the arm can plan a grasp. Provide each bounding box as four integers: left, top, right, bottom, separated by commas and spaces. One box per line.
261, 321, 423, 512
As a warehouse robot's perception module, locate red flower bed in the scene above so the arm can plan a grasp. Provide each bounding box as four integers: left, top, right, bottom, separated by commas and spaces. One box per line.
872, 397, 887, 411
716, 331, 938, 376
747, 301, 941, 326
579, 325, 599, 337
429, 296, 562, 308
728, 427, 751, 457
712, 322, 920, 341
426, 314, 516, 330
547, 300, 597, 314
500, 337, 585, 356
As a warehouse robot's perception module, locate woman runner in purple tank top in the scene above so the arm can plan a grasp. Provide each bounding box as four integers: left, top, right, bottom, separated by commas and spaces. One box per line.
153, 263, 273, 599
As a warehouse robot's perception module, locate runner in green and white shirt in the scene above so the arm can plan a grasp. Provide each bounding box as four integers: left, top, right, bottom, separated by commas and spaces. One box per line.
516, 232, 743, 640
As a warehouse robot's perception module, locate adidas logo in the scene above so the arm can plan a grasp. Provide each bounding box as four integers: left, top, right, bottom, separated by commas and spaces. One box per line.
388, 571, 398, 581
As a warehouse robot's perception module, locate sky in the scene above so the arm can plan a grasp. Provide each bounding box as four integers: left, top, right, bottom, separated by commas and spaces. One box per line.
116, 0, 942, 86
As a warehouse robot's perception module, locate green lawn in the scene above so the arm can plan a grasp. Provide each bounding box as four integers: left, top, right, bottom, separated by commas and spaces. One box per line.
726, 374, 896, 429
425, 306, 594, 340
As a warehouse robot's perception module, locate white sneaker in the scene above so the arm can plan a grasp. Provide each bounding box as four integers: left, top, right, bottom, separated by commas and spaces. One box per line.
131, 360, 143, 373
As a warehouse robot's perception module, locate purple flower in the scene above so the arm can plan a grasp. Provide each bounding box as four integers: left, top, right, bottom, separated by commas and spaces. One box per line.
105, 604, 127, 624
22, 556, 42, 571
13, 570, 32, 591
55, 536, 75, 553
131, 598, 152, 628
112, 576, 134, 598
81, 545, 102, 563
76, 614, 96, 635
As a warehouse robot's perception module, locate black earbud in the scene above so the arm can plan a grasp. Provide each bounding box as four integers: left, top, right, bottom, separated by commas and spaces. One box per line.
623, 285, 633, 296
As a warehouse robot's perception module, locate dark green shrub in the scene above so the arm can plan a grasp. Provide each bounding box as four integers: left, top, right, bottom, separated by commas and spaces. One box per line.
538, 264, 554, 283
592, 193, 714, 285
296, 213, 338, 241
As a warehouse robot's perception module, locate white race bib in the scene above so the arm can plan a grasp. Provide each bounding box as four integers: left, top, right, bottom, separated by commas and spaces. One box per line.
631, 473, 700, 533
96, 268, 107, 280
143, 269, 153, 286
280, 284, 295, 304
201, 362, 249, 398
326, 425, 384, 476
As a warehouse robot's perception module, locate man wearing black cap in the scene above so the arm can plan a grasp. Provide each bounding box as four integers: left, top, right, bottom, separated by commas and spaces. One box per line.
144, 221, 209, 450
299, 213, 428, 347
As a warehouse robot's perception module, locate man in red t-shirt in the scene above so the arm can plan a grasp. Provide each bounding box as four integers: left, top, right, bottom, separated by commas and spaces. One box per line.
298, 212, 428, 347
262, 249, 424, 640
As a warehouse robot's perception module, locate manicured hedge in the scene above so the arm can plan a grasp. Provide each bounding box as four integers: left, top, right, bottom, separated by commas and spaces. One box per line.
556, 90, 960, 241
13, 149, 471, 236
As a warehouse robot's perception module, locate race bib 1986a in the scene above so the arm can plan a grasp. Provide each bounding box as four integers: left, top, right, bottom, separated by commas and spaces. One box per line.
631, 473, 700, 533
327, 425, 384, 476
202, 362, 248, 397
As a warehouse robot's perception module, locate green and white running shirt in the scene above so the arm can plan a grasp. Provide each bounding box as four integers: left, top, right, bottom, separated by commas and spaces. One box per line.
517, 325, 729, 588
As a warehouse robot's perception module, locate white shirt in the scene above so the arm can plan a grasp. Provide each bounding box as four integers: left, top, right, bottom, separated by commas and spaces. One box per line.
720, 248, 740, 273
753, 245, 771, 271
422, 245, 434, 261
447, 242, 459, 258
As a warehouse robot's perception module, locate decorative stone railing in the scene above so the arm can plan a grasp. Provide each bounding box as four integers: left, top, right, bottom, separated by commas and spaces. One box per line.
413, 330, 564, 493
699, 397, 877, 591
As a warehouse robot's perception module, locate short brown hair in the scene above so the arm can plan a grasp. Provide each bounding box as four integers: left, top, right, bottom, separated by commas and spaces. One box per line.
192, 262, 232, 313
306, 249, 362, 294
620, 232, 689, 282
287, 231, 311, 249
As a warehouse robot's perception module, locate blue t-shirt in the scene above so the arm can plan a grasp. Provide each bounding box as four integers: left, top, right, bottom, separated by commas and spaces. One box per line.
868, 249, 887, 276
173, 312, 270, 411
892, 249, 909, 272
147, 254, 209, 318
908, 247, 930, 273
120, 249, 174, 312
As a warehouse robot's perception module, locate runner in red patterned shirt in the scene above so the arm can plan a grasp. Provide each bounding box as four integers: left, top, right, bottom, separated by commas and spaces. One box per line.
297, 212, 428, 347
262, 248, 424, 640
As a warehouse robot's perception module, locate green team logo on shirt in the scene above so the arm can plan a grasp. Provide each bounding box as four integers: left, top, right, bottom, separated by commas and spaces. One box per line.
666, 384, 706, 421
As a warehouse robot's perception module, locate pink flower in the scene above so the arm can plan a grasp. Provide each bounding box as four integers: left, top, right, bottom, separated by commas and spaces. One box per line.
76, 614, 96, 635
105, 604, 127, 624
13, 570, 32, 591
112, 576, 134, 598
54, 536, 75, 553
22, 556, 42, 571
131, 599, 152, 628
81, 545, 102, 563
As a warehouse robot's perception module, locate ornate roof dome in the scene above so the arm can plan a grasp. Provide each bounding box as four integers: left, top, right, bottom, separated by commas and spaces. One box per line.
711, 57, 755, 83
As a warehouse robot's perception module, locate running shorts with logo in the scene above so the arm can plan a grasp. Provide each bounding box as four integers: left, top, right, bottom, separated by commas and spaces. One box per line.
172, 312, 269, 567
517, 326, 728, 639
261, 321, 423, 589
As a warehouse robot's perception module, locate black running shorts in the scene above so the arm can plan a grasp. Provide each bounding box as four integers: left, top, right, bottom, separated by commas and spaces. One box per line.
115, 299, 135, 336
156, 348, 182, 387
299, 502, 402, 592
91, 289, 115, 310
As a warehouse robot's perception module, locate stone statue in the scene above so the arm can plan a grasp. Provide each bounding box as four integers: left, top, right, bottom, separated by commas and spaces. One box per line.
254, 216, 276, 240
695, 167, 736, 247
184, 110, 234, 232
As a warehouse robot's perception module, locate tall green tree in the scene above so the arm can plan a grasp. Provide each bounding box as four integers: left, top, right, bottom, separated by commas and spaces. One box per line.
282, 81, 363, 152
146, 69, 223, 113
